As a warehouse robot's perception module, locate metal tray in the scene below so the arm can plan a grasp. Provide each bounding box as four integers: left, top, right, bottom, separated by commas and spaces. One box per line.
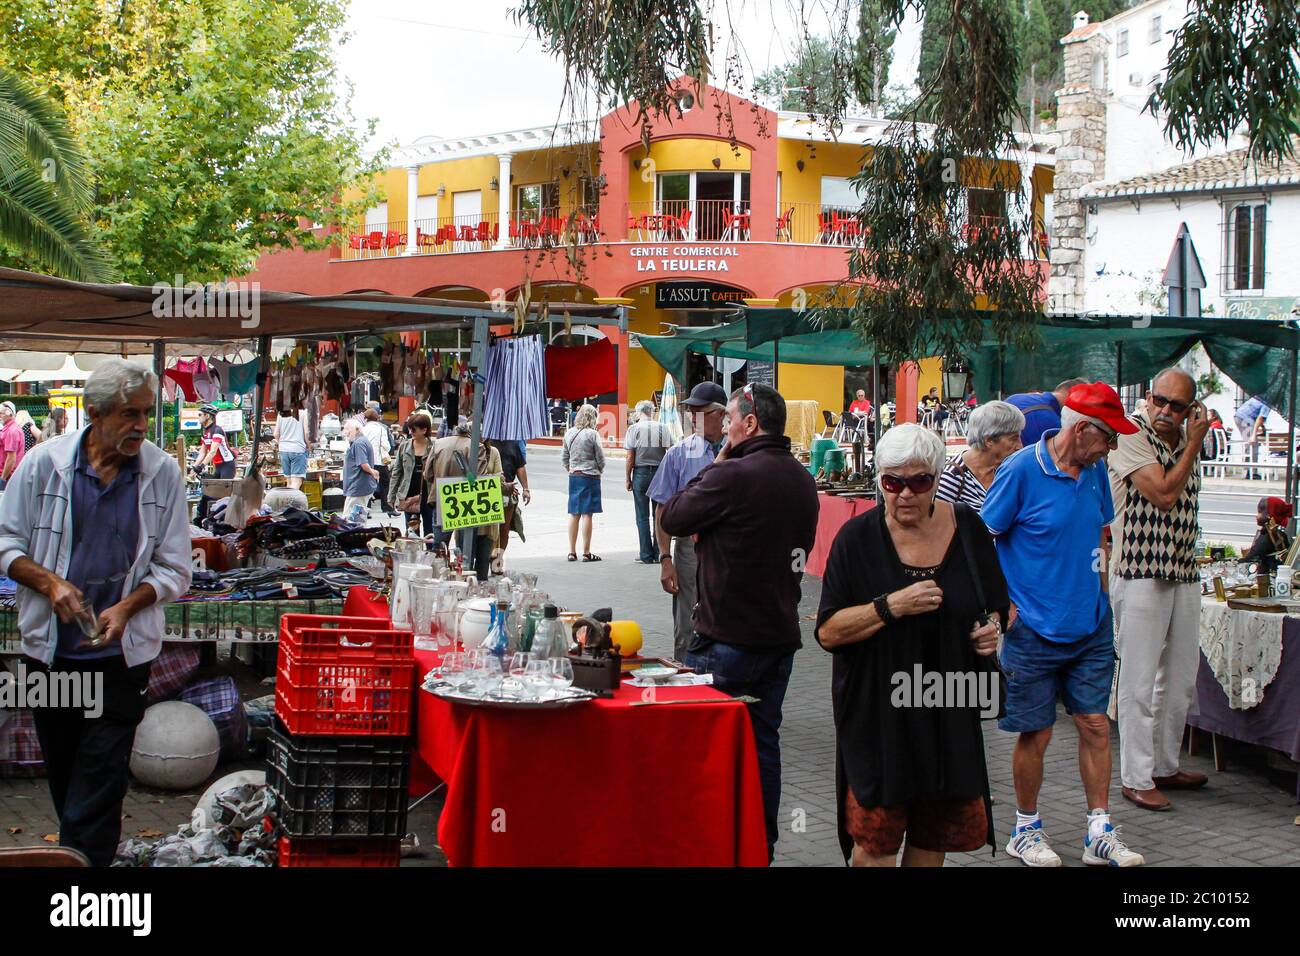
421, 681, 598, 710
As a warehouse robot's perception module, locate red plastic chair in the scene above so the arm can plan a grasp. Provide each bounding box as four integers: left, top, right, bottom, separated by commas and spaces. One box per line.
364, 231, 384, 254
776, 207, 794, 241
475, 221, 492, 243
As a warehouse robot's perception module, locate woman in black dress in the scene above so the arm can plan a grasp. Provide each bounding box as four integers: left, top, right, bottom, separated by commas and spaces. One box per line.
817, 423, 1009, 866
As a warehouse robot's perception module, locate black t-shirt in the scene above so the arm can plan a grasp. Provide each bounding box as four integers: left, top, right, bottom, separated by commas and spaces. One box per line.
495, 440, 526, 483
815, 503, 1008, 860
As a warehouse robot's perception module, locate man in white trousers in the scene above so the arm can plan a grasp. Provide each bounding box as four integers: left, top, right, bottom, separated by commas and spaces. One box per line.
1107, 367, 1210, 812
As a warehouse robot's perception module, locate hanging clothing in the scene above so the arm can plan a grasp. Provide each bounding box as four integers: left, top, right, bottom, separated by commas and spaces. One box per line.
483, 335, 549, 441
211, 359, 259, 398
163, 358, 206, 402
544, 338, 617, 401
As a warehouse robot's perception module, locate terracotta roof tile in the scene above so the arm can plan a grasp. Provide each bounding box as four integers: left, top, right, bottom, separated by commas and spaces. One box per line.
1080, 139, 1300, 199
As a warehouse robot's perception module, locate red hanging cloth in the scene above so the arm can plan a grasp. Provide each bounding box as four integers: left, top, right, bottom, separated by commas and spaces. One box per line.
544, 338, 617, 401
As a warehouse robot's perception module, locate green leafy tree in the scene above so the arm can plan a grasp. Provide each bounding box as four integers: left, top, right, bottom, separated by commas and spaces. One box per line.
856, 1, 897, 112
754, 37, 843, 111
513, 0, 1300, 359
0, 67, 114, 281
0, 0, 386, 284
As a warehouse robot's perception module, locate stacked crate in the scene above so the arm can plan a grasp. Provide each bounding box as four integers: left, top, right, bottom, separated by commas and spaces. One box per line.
271, 614, 416, 867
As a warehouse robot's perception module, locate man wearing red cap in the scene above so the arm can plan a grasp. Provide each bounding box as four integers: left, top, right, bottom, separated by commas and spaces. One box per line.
1108, 368, 1209, 813
982, 381, 1146, 867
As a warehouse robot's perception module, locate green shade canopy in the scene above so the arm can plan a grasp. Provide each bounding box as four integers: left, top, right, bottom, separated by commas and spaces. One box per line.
636, 308, 1300, 426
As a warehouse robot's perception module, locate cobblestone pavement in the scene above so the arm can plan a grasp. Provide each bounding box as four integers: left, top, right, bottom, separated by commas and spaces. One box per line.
3, 449, 1296, 866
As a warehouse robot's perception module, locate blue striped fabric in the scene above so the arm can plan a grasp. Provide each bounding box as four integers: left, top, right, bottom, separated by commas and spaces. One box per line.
483, 335, 549, 441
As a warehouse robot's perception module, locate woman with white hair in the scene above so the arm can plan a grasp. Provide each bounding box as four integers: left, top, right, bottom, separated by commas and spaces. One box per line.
562, 403, 605, 561
624, 399, 674, 563
816, 423, 1008, 867
935, 401, 1026, 513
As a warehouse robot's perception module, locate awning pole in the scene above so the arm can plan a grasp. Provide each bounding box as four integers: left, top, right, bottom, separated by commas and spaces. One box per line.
1287, 345, 1298, 514
246, 334, 271, 474
152, 339, 165, 446
773, 338, 780, 391
871, 345, 880, 446
712, 340, 720, 385
467, 315, 489, 481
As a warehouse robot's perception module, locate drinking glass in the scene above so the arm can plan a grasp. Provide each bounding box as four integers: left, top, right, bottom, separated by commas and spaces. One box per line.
507, 652, 530, 697
409, 579, 440, 651
440, 652, 467, 691
524, 659, 551, 699
549, 657, 574, 694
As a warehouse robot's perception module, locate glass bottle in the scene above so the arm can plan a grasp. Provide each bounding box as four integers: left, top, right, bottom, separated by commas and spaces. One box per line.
530, 604, 569, 660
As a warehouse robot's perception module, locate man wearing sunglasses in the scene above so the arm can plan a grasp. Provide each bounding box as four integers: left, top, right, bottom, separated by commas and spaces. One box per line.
1107, 369, 1209, 813
0, 359, 191, 866
982, 381, 1146, 866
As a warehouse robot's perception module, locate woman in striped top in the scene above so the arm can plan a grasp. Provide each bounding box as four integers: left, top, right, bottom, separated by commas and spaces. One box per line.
935, 401, 1026, 513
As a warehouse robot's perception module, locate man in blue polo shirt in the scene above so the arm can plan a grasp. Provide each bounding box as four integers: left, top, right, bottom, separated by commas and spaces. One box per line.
982, 381, 1146, 868
1004, 378, 1087, 446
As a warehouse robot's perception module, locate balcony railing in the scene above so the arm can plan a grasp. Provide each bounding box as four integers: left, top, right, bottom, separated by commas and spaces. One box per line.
339, 206, 601, 260
626, 200, 754, 243
772, 203, 868, 245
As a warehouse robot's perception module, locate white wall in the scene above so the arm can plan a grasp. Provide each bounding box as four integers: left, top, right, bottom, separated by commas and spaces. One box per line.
1095, 0, 1245, 182
1083, 187, 1300, 428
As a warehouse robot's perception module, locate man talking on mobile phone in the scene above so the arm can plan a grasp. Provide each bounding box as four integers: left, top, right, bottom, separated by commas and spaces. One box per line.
659, 383, 819, 863
1107, 368, 1209, 813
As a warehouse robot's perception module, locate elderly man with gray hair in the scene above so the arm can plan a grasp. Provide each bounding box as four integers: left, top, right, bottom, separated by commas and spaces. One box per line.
1108, 367, 1210, 812
936, 401, 1026, 513
624, 399, 674, 563
0, 358, 191, 866
982, 381, 1147, 868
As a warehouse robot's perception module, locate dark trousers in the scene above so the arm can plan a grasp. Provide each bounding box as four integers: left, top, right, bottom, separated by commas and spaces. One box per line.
374, 464, 392, 512
682, 636, 795, 863
28, 655, 153, 867
631, 466, 659, 562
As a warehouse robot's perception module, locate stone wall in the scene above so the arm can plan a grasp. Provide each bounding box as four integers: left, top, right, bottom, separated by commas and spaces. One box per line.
1049, 16, 1108, 314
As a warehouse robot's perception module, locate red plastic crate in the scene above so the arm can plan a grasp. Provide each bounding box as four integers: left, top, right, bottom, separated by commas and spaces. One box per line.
280, 614, 412, 653
275, 646, 415, 737
277, 836, 400, 868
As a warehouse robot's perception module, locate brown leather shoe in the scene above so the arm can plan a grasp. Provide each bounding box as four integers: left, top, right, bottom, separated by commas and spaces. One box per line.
1153, 770, 1208, 790
1122, 786, 1172, 811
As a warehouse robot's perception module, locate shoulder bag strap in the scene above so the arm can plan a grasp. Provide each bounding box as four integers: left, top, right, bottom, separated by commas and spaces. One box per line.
952, 502, 987, 618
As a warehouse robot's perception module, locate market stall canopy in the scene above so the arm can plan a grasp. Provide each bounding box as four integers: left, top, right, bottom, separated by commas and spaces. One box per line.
639, 307, 1300, 425
0, 268, 621, 342
0, 355, 92, 382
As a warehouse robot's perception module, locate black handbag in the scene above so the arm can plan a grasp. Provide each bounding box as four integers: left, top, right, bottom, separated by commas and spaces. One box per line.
952, 503, 1007, 721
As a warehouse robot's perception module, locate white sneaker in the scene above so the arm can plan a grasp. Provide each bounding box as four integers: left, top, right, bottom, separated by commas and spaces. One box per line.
1082, 824, 1145, 867
1006, 822, 1062, 867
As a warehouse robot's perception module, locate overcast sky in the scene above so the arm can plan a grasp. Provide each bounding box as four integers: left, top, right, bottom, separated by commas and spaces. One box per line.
336, 0, 923, 152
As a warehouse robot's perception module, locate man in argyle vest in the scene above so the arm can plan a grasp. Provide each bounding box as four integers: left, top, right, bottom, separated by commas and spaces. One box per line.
1107, 368, 1210, 812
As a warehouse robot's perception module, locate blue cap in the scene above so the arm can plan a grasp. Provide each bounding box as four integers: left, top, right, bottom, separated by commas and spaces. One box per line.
680, 382, 728, 408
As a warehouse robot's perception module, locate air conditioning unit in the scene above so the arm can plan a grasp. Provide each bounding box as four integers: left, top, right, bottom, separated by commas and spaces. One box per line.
1129, 72, 1143, 86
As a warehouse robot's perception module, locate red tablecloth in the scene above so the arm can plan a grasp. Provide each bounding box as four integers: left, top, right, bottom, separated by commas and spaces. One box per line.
806, 493, 875, 577
342, 587, 768, 866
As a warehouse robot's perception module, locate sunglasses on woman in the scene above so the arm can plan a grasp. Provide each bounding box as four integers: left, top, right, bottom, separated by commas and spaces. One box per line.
880, 473, 936, 495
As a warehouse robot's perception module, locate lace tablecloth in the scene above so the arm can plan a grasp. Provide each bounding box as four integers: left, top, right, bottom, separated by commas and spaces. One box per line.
1198, 598, 1287, 709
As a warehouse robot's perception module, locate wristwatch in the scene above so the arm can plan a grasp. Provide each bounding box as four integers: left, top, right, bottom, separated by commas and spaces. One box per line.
660, 555, 673, 563
873, 594, 897, 624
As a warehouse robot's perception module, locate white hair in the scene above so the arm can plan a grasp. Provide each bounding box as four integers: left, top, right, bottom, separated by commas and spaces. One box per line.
84, 359, 157, 413
343, 418, 363, 437
573, 404, 599, 430
1060, 406, 1105, 434
967, 401, 1026, 450
874, 423, 946, 488
635, 400, 655, 419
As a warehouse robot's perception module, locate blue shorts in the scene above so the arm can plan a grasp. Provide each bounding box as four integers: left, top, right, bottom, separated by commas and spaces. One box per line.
280, 451, 307, 477
998, 606, 1115, 732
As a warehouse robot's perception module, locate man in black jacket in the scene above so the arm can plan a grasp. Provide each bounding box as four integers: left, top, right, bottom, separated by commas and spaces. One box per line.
659, 383, 819, 862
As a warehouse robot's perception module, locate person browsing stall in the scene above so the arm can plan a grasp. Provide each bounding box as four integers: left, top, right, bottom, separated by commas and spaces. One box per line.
1107, 369, 1209, 813
817, 424, 1008, 866
0, 359, 191, 866
659, 383, 819, 863
981, 381, 1146, 868
647, 381, 727, 660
